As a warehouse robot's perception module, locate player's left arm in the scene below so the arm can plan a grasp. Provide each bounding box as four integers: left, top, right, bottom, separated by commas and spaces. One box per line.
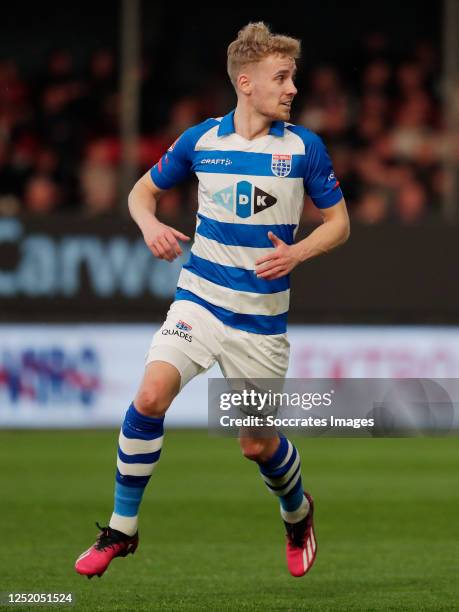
255, 198, 349, 280
256, 131, 350, 280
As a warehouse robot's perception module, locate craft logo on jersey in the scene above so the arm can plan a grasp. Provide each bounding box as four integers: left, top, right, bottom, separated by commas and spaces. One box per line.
271, 154, 292, 177
213, 181, 277, 218
176, 320, 192, 332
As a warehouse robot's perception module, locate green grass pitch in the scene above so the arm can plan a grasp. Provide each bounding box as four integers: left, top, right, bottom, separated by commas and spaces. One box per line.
0, 431, 458, 611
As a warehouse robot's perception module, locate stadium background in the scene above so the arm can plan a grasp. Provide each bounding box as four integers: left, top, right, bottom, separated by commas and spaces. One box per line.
1, 2, 458, 610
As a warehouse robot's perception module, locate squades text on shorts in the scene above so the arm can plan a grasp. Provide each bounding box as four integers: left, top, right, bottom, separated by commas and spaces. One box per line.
161, 328, 193, 342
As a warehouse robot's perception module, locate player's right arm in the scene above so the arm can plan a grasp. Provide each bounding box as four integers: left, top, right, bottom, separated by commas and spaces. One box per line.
128, 128, 197, 261
128, 171, 190, 262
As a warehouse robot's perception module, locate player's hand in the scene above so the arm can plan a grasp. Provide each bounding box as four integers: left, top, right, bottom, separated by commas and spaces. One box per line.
254, 232, 302, 280
142, 220, 190, 262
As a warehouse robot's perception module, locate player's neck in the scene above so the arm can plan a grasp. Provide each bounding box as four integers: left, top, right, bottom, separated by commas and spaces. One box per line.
233, 106, 271, 141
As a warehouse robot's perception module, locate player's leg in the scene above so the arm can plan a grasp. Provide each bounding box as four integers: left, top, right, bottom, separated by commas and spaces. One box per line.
75, 353, 202, 578
75, 300, 218, 578
239, 430, 316, 577
109, 302, 218, 541
220, 329, 316, 577
108, 357, 183, 537
239, 431, 311, 527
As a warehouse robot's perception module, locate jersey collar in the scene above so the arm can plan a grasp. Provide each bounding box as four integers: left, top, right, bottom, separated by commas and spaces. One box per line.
217, 110, 284, 137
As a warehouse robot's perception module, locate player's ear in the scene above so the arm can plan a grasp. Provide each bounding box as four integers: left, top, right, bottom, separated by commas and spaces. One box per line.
237, 72, 252, 95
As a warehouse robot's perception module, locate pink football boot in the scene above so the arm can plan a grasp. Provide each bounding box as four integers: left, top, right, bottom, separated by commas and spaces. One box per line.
284, 492, 317, 577
75, 522, 138, 578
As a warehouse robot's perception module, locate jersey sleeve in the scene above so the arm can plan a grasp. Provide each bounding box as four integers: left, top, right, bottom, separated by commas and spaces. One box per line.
150, 128, 194, 190
304, 134, 343, 209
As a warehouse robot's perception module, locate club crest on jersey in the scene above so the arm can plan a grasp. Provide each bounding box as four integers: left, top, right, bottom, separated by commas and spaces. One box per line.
176, 320, 192, 332
271, 154, 292, 177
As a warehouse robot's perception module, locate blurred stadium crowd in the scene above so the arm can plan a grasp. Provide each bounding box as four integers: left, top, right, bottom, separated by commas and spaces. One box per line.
0, 34, 452, 224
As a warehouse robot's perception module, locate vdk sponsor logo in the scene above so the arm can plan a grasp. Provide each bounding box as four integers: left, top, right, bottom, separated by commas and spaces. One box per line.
212, 181, 277, 218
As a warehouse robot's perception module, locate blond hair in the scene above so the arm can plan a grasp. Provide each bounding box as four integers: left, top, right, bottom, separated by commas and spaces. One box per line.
227, 22, 301, 87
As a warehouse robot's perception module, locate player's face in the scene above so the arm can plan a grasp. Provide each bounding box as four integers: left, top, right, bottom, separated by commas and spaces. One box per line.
247, 54, 298, 121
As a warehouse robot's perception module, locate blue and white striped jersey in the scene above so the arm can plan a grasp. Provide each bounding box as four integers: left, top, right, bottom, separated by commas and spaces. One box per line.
150, 110, 343, 335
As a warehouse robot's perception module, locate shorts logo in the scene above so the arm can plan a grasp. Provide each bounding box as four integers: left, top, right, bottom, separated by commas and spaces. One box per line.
161, 327, 192, 342
176, 320, 192, 332
213, 181, 277, 218
271, 154, 292, 177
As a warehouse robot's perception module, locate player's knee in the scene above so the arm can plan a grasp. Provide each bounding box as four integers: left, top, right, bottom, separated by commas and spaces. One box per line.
240, 439, 269, 462
134, 382, 173, 418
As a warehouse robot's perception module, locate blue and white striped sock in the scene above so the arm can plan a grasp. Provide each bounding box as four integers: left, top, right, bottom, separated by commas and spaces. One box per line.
109, 403, 164, 536
258, 435, 310, 524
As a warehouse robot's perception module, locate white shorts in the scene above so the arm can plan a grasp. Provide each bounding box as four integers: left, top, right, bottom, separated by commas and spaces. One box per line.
146, 300, 290, 388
